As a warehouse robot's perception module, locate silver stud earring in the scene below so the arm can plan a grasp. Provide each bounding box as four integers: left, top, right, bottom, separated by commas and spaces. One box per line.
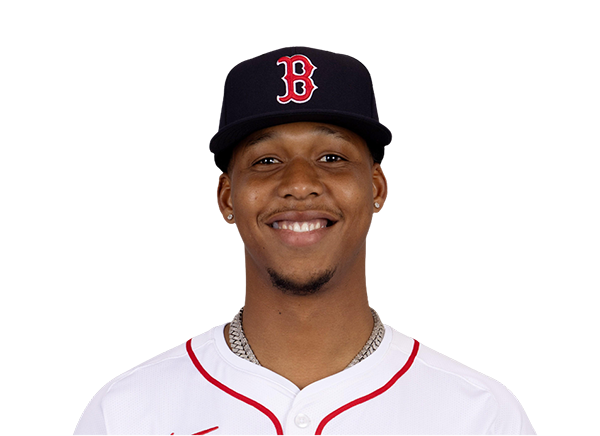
227, 214, 233, 220
374, 202, 380, 209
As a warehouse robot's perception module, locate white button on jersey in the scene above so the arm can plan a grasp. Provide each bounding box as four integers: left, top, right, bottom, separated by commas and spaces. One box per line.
294, 413, 310, 428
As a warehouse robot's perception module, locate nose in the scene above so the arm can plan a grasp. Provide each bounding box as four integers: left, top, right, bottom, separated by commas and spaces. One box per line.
277, 157, 323, 200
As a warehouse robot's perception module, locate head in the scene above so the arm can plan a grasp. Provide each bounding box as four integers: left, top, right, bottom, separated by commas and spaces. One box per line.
218, 121, 387, 296
211, 47, 391, 296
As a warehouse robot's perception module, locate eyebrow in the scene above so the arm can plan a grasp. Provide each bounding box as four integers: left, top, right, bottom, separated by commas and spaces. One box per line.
245, 131, 279, 147
244, 125, 353, 148
310, 125, 353, 143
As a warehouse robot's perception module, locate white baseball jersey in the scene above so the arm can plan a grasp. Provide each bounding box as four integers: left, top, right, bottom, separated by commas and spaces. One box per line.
75, 325, 535, 435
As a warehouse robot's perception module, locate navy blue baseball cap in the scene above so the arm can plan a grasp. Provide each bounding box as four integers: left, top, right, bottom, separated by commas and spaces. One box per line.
210, 46, 392, 172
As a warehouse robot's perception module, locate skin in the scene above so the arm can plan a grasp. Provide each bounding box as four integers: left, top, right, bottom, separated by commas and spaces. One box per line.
217, 121, 387, 389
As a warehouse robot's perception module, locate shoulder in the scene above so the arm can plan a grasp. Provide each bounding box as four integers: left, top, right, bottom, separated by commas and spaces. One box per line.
105, 327, 215, 392
387, 327, 535, 435
387, 326, 515, 398
74, 327, 219, 435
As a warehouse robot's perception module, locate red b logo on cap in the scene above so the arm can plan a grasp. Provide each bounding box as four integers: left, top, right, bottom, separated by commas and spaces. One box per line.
277, 55, 318, 104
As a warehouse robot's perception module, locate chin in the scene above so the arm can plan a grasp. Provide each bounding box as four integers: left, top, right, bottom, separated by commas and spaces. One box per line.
266, 267, 336, 296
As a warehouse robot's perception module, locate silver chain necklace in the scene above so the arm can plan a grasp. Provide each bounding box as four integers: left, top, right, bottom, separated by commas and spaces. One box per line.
229, 307, 385, 368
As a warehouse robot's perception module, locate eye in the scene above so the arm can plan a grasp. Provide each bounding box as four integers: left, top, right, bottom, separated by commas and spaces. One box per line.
318, 154, 345, 163
253, 157, 281, 166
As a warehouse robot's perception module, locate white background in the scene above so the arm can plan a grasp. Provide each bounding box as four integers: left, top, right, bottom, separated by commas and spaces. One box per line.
0, 4, 600, 436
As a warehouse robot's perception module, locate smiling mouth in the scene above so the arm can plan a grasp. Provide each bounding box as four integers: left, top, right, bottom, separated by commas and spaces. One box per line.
271, 219, 333, 232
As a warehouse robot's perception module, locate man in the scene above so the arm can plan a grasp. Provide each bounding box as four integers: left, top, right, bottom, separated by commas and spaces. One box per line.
75, 47, 535, 434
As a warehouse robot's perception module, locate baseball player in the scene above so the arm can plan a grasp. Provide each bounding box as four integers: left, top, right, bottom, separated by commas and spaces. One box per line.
75, 47, 535, 435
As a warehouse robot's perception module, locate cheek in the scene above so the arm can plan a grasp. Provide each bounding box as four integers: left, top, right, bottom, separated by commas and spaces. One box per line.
233, 187, 260, 209
329, 173, 375, 243
230, 180, 270, 236
334, 172, 374, 210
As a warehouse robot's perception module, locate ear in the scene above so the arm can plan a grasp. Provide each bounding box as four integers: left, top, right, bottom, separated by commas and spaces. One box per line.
372, 163, 388, 212
217, 173, 234, 223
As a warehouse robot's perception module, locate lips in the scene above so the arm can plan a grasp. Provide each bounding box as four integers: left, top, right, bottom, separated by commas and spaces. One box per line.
264, 210, 339, 246
266, 210, 338, 229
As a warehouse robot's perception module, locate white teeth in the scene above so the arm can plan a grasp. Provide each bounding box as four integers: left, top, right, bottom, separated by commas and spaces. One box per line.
272, 219, 329, 232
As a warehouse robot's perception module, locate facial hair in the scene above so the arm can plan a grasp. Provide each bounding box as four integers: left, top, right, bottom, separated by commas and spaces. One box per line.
267, 267, 336, 296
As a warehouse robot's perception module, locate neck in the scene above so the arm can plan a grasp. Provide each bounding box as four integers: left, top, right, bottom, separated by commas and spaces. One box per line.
230, 254, 374, 390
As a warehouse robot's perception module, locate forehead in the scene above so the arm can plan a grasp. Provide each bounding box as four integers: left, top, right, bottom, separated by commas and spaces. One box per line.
237, 121, 368, 153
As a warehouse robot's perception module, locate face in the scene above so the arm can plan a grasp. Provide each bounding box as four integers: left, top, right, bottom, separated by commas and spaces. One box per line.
218, 122, 387, 295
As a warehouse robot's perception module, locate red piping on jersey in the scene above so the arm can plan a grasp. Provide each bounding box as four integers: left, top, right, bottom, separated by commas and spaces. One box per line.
193, 426, 219, 435
186, 339, 284, 435
315, 339, 420, 435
